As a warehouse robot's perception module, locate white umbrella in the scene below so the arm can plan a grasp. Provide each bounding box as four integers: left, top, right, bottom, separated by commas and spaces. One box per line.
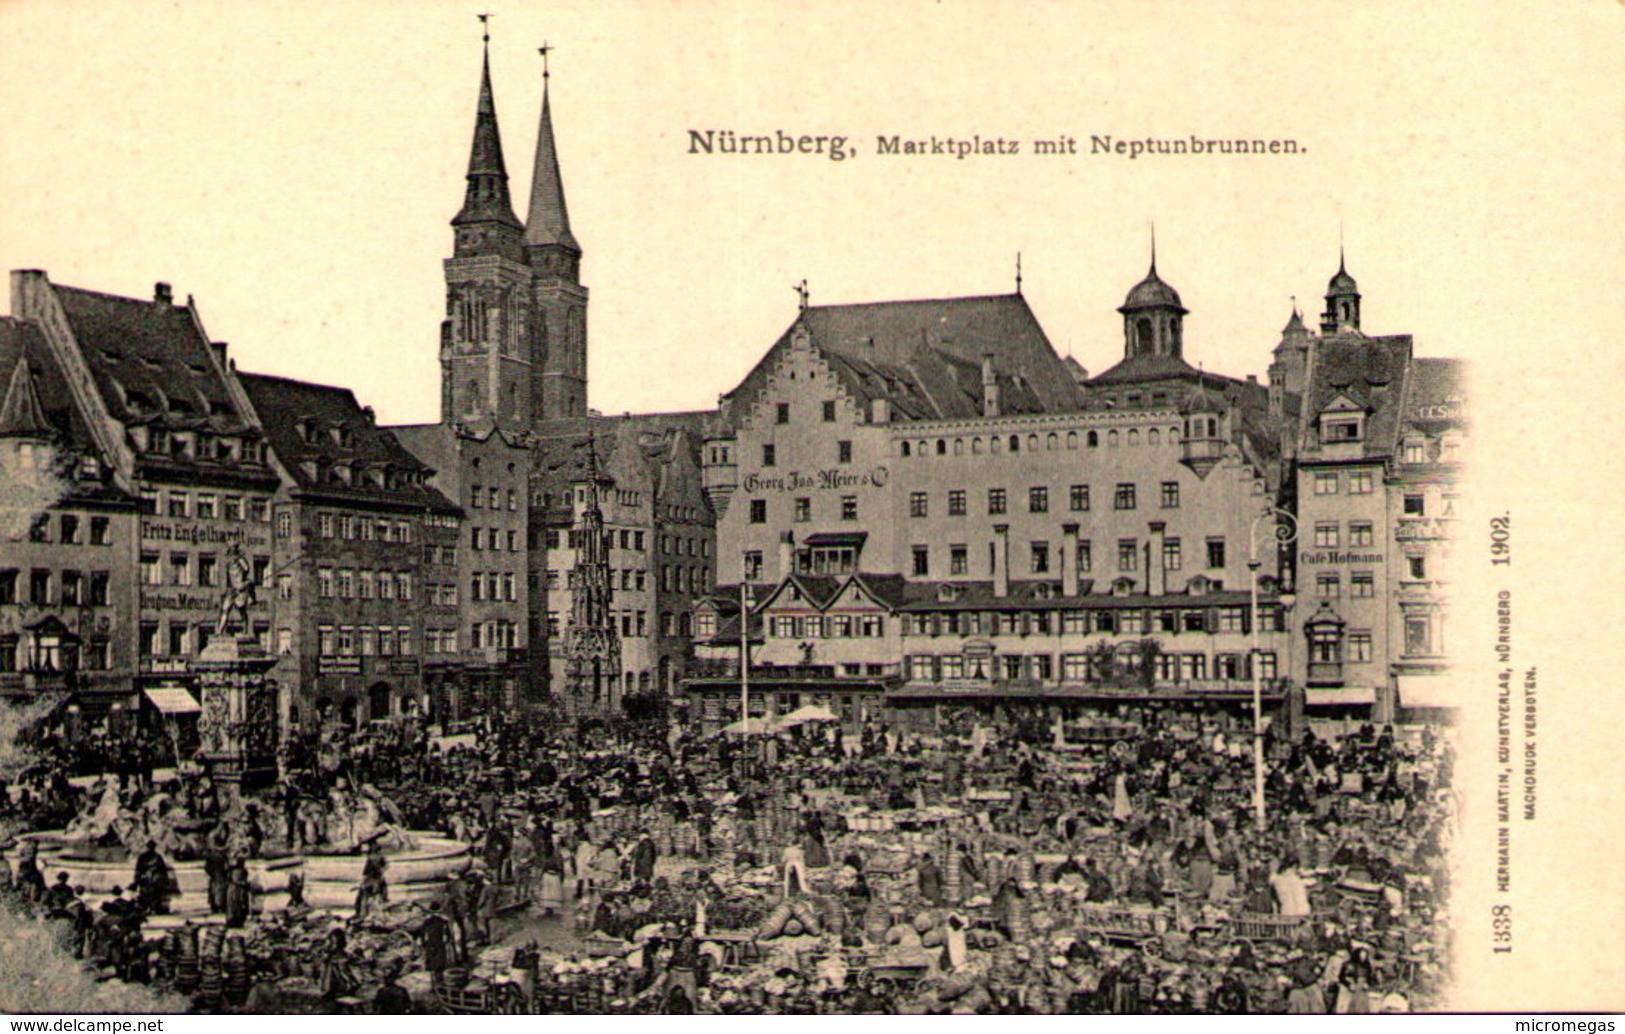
715, 716, 777, 736
777, 704, 839, 727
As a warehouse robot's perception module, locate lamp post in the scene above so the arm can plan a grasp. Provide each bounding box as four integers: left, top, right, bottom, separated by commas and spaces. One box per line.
1249, 505, 1297, 832
739, 565, 751, 734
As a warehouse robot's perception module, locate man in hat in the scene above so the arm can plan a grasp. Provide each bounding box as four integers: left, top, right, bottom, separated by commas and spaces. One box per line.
419, 900, 454, 990
134, 839, 172, 915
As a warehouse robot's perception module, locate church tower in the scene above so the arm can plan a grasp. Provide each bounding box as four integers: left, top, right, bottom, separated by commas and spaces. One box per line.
442, 36, 535, 432
525, 54, 589, 421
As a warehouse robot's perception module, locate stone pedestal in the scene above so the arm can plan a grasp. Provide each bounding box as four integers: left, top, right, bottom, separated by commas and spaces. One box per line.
195, 635, 279, 791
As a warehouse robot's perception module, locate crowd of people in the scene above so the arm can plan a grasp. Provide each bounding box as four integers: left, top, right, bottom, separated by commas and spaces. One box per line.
1, 701, 1457, 1014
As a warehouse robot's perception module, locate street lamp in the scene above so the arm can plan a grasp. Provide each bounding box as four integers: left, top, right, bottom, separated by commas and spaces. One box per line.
1249, 505, 1297, 832
739, 561, 751, 734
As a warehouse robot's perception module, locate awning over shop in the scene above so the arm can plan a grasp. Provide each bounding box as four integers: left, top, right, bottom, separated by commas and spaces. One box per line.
143, 687, 201, 714
1305, 686, 1377, 707
1396, 674, 1457, 710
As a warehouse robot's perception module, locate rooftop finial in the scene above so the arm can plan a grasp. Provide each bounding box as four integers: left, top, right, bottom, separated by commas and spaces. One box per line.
794, 279, 809, 313
539, 40, 553, 79
1015, 252, 1023, 295
1338, 222, 1346, 274
478, 12, 491, 46
1291, 294, 1298, 316
1150, 221, 1157, 274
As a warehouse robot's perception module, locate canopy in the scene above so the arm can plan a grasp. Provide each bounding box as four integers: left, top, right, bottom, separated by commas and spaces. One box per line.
715, 716, 777, 736
1396, 675, 1457, 711
143, 687, 201, 714
777, 704, 838, 727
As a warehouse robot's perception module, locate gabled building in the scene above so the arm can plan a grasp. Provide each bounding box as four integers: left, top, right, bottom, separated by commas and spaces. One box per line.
9, 272, 281, 715
239, 373, 462, 730
0, 318, 140, 729
1287, 259, 1464, 718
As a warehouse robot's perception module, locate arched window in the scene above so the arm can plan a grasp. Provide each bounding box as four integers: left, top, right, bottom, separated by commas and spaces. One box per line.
1046, 433, 1058, 450
990, 436, 1002, 454
1087, 430, 1099, 448
972, 438, 984, 455
1027, 434, 1039, 452
953, 438, 964, 456
937, 439, 947, 455
901, 441, 911, 457
1009, 435, 1020, 452
1108, 429, 1119, 447
1067, 431, 1078, 450
1128, 429, 1140, 446
1136, 317, 1154, 352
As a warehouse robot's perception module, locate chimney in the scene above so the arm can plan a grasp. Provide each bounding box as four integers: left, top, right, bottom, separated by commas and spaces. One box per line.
1147, 521, 1167, 597
1246, 374, 1258, 386
992, 524, 1010, 598
778, 531, 796, 578
981, 354, 1001, 417
1062, 523, 1080, 597
153, 282, 172, 307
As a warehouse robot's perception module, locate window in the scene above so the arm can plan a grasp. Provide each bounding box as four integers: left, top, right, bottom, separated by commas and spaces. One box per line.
57, 514, 81, 544
1403, 440, 1426, 463
167, 553, 190, 587
1345, 571, 1374, 598
1407, 555, 1427, 580
948, 490, 966, 516
318, 513, 335, 538
822, 400, 836, 422
168, 622, 189, 657
1323, 417, 1363, 442
1404, 494, 1425, 516
87, 570, 110, 606
1031, 541, 1050, 574
1160, 482, 1180, 508
89, 516, 111, 545
58, 570, 82, 606
1217, 606, 1246, 633
841, 496, 858, 521
776, 403, 789, 424
744, 551, 763, 580
837, 440, 852, 464
1182, 610, 1208, 633
1316, 572, 1340, 599
139, 488, 158, 514
912, 545, 930, 577
1348, 631, 1373, 663
195, 494, 216, 519
1348, 521, 1375, 547
1314, 522, 1340, 548
761, 443, 776, 467
987, 488, 1007, 515
1206, 538, 1226, 569
340, 515, 357, 539
337, 568, 354, 598
1118, 539, 1138, 571
167, 492, 188, 518
1114, 483, 1137, 510
1405, 613, 1434, 655
1313, 472, 1339, 495
1077, 540, 1092, 572
1028, 486, 1048, 513
749, 499, 767, 524
318, 568, 334, 598
139, 551, 161, 586
1030, 654, 1053, 681
1163, 538, 1182, 571
910, 492, 928, 518
1069, 485, 1090, 512
197, 553, 217, 587
950, 544, 968, 575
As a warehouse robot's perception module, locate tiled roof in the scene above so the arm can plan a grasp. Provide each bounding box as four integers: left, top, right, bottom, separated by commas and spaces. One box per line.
54, 286, 249, 434
1297, 335, 1414, 461
722, 294, 1088, 425
240, 373, 458, 512
1400, 357, 1466, 431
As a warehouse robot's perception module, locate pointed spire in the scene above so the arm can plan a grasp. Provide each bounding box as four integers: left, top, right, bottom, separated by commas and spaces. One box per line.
1149, 221, 1157, 275
526, 45, 580, 252
453, 20, 522, 230
0, 356, 52, 439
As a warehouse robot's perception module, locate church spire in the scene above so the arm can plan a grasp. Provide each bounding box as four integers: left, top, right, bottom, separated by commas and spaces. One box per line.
525, 45, 581, 254
452, 23, 522, 235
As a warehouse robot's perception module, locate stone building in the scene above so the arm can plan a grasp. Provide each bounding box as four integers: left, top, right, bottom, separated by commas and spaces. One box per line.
240, 373, 462, 729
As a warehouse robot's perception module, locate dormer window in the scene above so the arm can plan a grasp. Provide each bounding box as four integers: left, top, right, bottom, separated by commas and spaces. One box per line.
1403, 439, 1427, 464
1321, 415, 1364, 442
296, 418, 319, 444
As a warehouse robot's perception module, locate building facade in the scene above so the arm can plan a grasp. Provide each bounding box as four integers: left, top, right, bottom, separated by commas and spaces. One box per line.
240, 373, 462, 730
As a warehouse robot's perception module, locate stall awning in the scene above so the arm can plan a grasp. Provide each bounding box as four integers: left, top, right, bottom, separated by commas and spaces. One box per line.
143, 687, 201, 714
1305, 687, 1377, 707
1396, 675, 1457, 710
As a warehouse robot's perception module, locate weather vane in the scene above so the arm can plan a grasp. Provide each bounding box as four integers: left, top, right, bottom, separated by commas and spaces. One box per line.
539, 41, 553, 78
478, 12, 491, 45
794, 280, 809, 313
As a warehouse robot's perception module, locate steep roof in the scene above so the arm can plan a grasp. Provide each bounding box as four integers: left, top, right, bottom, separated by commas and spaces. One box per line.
453, 49, 523, 230
722, 294, 1087, 426
240, 373, 457, 512
53, 285, 255, 437
0, 351, 50, 438
1296, 335, 1414, 461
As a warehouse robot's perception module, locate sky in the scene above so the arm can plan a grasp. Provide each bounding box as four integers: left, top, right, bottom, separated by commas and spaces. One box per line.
1, 1, 1616, 429
3, 0, 1625, 1006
